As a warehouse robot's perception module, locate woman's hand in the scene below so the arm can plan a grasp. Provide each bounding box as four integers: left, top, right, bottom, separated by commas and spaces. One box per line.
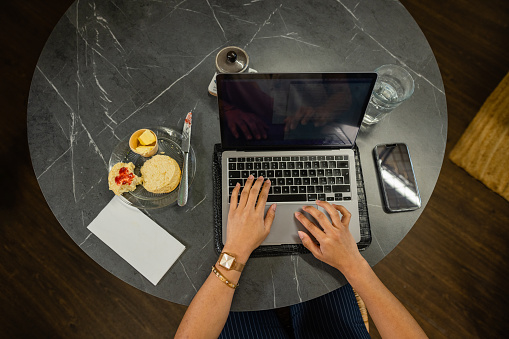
295, 201, 365, 277
224, 176, 276, 262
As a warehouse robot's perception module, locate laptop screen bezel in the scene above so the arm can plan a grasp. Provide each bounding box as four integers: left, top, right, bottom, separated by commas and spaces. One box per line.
216, 72, 377, 151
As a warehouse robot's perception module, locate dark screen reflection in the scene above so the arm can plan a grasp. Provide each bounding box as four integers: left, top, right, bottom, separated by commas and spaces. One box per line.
218, 75, 375, 149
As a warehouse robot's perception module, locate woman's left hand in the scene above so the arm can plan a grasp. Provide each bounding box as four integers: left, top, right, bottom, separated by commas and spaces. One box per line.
224, 175, 276, 262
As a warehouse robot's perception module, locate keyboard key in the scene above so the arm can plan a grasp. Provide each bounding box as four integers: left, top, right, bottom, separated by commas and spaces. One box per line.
282, 186, 290, 194
309, 169, 316, 176
285, 178, 293, 185
229, 171, 241, 178
267, 170, 275, 177
344, 196, 352, 201
320, 161, 328, 168
294, 178, 302, 185
263, 162, 270, 169
287, 162, 295, 169
326, 169, 333, 176
318, 156, 325, 160
291, 186, 298, 194
312, 161, 320, 168
237, 163, 245, 170
326, 156, 334, 160
258, 170, 266, 177
229, 179, 240, 186
229, 163, 236, 170
300, 170, 308, 177
291, 156, 299, 161
292, 170, 300, 177
338, 161, 348, 168
317, 169, 325, 176
296, 162, 304, 169
299, 186, 306, 193
310, 156, 317, 161
238, 157, 246, 162
274, 186, 282, 194
267, 194, 307, 202
255, 157, 263, 162
275, 170, 283, 177
228, 158, 236, 162
282, 157, 290, 161
311, 178, 319, 185
332, 185, 350, 193
304, 162, 312, 169
335, 156, 343, 160
336, 176, 344, 184
277, 178, 285, 186
254, 163, 261, 170
328, 161, 336, 168
273, 157, 281, 161
327, 177, 335, 184
279, 162, 287, 169
324, 185, 332, 193
271, 162, 278, 169
316, 186, 324, 193
307, 194, 318, 201
300, 156, 308, 161
344, 155, 349, 160
333, 169, 341, 176
327, 196, 334, 201
284, 170, 291, 177
318, 194, 326, 201
307, 186, 315, 193
319, 177, 327, 185
247, 157, 254, 162
246, 163, 253, 170
241, 170, 249, 177
264, 157, 272, 161
303, 178, 311, 185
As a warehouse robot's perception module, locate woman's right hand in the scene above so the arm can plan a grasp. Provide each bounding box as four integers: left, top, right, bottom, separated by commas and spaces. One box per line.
295, 201, 366, 277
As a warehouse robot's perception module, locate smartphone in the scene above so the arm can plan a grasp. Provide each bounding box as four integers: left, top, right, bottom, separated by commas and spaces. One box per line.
373, 143, 421, 212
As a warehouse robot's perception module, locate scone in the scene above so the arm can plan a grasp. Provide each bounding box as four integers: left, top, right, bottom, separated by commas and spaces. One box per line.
140, 155, 181, 194
108, 162, 143, 195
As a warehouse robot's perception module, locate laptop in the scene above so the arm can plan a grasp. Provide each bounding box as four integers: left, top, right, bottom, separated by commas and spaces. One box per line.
217, 73, 377, 246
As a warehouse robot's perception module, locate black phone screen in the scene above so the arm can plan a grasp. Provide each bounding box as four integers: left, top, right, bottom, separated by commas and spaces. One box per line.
374, 143, 421, 212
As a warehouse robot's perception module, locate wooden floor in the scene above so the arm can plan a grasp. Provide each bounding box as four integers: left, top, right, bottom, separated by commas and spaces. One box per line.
1, 0, 508, 337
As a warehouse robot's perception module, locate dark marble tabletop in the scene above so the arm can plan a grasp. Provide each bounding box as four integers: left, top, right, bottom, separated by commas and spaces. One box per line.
28, 0, 447, 311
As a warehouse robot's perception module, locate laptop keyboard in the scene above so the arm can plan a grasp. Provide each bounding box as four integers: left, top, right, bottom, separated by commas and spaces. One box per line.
227, 155, 352, 202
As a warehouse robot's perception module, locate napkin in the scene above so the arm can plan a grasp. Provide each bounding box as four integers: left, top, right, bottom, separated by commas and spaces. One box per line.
87, 196, 185, 285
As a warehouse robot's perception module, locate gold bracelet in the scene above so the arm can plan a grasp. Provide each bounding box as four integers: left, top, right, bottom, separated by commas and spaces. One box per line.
211, 265, 239, 290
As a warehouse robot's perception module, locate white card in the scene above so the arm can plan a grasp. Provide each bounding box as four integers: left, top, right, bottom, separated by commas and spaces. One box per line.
88, 196, 185, 285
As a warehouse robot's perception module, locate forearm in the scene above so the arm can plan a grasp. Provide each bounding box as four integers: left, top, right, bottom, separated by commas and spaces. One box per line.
175, 268, 242, 339
345, 260, 427, 339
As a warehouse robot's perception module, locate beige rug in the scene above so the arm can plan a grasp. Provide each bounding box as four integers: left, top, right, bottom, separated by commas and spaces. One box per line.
450, 72, 509, 202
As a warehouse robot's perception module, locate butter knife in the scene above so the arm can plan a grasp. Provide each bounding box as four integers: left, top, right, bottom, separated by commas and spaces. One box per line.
178, 112, 192, 206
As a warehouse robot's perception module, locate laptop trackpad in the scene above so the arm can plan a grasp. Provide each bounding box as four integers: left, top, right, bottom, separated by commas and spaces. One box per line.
262, 203, 330, 246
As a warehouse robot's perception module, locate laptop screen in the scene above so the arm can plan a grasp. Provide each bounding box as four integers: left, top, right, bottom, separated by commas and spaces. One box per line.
217, 73, 376, 150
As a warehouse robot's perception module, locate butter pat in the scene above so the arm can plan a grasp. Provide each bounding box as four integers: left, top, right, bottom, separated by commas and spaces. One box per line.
138, 130, 156, 146
136, 146, 154, 153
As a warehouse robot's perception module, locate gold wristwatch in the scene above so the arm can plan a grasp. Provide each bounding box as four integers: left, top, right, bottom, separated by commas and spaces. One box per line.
218, 252, 245, 272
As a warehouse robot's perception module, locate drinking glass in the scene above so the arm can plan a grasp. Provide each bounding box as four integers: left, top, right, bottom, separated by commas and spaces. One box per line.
362, 64, 414, 125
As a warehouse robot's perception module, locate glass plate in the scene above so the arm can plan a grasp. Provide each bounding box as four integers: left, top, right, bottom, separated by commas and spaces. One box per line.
109, 126, 196, 209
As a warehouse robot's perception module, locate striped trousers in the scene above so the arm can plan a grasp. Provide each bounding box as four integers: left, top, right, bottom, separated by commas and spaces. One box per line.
219, 283, 370, 339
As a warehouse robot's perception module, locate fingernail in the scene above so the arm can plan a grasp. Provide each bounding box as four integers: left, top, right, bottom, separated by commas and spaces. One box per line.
236, 182, 240, 187
315, 200, 321, 204
248, 175, 254, 179
298, 231, 304, 240
295, 211, 301, 217
271, 204, 277, 211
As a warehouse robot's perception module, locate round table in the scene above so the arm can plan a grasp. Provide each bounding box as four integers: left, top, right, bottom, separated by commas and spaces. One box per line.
28, 0, 447, 311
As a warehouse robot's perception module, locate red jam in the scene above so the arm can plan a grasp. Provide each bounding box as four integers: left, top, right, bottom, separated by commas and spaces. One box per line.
115, 167, 134, 186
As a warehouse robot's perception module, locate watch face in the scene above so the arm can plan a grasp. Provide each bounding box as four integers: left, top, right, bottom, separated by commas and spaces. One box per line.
220, 253, 235, 269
